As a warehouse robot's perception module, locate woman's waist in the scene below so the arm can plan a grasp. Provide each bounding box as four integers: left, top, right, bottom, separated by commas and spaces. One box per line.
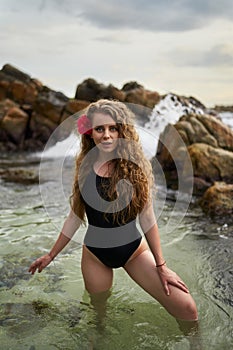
84, 221, 141, 248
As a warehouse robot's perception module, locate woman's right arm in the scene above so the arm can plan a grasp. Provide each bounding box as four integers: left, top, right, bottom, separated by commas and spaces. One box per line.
28, 210, 82, 275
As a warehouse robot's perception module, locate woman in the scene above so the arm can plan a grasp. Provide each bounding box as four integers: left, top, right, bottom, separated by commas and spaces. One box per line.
29, 99, 198, 330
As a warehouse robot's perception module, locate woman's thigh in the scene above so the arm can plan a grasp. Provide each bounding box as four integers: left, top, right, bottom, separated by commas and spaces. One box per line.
124, 249, 198, 321
81, 245, 113, 294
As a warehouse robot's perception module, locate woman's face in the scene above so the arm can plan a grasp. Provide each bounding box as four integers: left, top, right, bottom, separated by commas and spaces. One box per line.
91, 112, 119, 154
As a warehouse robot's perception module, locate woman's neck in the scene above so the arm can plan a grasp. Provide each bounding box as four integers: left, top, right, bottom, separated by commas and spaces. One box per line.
94, 159, 115, 177
96, 151, 115, 163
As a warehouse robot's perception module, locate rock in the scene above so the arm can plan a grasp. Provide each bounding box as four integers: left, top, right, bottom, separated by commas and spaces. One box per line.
33, 87, 68, 123
0, 64, 41, 105
176, 114, 233, 150
126, 89, 160, 108
75, 78, 106, 101
0, 168, 39, 184
193, 177, 212, 194
188, 143, 233, 184
0, 100, 29, 144
60, 99, 90, 132
144, 90, 161, 108
122, 81, 144, 91
30, 111, 57, 143
1, 63, 32, 82
63, 99, 90, 117
214, 105, 233, 113
0, 98, 16, 121
0, 64, 70, 151
200, 182, 233, 218
0, 79, 10, 100
75, 78, 126, 102
155, 113, 233, 195
105, 84, 126, 101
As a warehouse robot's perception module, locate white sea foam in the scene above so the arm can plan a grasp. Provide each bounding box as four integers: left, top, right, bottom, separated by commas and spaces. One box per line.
38, 133, 80, 159
145, 93, 204, 135
219, 112, 233, 129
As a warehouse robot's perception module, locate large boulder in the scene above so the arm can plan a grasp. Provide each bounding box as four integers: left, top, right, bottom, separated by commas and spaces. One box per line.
200, 182, 233, 218
0, 64, 42, 105
1, 106, 29, 144
188, 143, 233, 186
75, 78, 126, 102
0, 99, 29, 145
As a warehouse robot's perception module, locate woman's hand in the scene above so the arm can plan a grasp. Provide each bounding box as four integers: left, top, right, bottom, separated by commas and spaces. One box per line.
28, 254, 53, 275
157, 265, 189, 296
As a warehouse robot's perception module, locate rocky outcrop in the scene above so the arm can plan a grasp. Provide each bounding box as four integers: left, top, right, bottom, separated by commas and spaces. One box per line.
75, 79, 160, 109
155, 113, 233, 218
0, 64, 160, 151
200, 182, 233, 218
214, 105, 233, 113
0, 64, 89, 151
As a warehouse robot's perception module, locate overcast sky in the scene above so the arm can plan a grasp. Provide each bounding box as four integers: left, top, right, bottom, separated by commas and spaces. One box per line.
0, 0, 233, 106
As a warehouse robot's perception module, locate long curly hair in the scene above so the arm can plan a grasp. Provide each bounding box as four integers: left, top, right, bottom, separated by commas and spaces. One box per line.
70, 99, 154, 224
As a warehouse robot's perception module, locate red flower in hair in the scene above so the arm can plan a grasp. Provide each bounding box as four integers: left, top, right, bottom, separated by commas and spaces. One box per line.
77, 114, 92, 135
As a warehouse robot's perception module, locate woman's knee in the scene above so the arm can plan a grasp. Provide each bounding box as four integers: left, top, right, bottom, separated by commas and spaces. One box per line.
180, 296, 198, 321
187, 298, 198, 320
164, 288, 198, 321
89, 289, 112, 304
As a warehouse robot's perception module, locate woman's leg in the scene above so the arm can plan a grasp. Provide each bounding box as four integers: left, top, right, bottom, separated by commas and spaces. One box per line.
81, 245, 113, 328
124, 249, 198, 321
81, 245, 113, 294
124, 249, 202, 348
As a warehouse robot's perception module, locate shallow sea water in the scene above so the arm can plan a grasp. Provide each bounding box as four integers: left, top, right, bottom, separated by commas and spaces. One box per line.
0, 155, 232, 350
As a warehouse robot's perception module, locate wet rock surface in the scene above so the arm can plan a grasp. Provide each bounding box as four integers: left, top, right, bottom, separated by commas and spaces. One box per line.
155, 113, 233, 218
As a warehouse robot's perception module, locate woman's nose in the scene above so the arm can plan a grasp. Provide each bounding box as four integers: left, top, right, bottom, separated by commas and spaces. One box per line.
103, 128, 110, 139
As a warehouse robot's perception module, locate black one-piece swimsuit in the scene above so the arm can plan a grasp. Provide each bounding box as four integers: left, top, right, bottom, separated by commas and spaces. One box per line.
81, 169, 142, 268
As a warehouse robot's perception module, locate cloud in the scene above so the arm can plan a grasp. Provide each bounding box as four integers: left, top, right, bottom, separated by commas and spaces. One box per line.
168, 44, 233, 67
71, 0, 233, 32
201, 44, 233, 67
93, 35, 130, 44
1, 0, 233, 32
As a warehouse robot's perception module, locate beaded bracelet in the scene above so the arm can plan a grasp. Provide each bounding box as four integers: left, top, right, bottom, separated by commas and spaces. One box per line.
156, 261, 166, 268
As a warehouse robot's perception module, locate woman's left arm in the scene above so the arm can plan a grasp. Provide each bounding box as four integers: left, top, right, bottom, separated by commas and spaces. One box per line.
139, 203, 189, 295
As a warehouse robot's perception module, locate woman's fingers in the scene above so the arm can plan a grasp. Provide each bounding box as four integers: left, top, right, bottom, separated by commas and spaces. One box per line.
161, 278, 189, 295
172, 279, 189, 293
28, 254, 52, 275
28, 258, 43, 274
28, 261, 40, 274
163, 281, 170, 296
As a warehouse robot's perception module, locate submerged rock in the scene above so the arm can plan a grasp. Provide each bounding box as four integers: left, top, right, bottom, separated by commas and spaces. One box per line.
0, 168, 39, 184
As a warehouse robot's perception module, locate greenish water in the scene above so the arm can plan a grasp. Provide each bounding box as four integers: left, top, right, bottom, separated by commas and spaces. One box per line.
0, 155, 232, 350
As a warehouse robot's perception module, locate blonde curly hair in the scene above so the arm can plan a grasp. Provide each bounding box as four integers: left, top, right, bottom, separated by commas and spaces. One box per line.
70, 99, 154, 224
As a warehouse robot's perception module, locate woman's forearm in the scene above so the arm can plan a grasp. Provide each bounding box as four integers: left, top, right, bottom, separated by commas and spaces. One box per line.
49, 232, 72, 260
49, 210, 82, 260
